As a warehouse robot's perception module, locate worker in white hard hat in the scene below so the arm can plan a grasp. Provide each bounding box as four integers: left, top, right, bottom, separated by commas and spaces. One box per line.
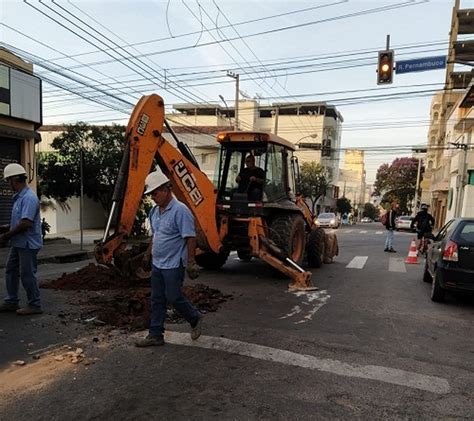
0, 163, 43, 315
135, 168, 202, 347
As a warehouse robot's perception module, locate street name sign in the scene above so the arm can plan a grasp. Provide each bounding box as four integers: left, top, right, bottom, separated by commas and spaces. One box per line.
396, 56, 447, 74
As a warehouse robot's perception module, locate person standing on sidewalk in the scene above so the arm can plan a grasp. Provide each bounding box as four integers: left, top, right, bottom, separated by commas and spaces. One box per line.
0, 163, 43, 315
135, 169, 202, 347
384, 201, 399, 253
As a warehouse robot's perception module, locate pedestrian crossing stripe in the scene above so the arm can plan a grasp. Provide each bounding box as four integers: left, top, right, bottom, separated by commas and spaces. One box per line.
345, 256, 409, 272
346, 256, 368, 269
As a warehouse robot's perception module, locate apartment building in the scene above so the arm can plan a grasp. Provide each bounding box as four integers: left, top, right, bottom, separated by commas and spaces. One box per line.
425, 2, 474, 227
337, 150, 366, 217
170, 100, 343, 209
0, 48, 42, 225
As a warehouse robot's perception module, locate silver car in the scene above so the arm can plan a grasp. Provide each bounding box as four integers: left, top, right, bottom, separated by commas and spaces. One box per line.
316, 212, 340, 229
396, 215, 415, 231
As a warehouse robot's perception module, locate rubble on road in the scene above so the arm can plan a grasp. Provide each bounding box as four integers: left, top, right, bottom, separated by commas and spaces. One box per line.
41, 264, 232, 329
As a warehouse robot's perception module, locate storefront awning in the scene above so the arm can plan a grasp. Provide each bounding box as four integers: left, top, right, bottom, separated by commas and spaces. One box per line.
0, 124, 41, 143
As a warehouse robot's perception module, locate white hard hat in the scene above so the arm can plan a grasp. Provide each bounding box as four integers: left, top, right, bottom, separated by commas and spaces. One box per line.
4, 163, 26, 180
144, 169, 170, 194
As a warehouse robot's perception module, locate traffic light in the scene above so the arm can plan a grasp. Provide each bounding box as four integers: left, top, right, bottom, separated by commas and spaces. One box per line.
377, 50, 394, 85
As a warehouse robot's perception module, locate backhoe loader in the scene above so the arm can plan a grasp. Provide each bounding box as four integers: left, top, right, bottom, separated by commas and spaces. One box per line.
95, 94, 327, 290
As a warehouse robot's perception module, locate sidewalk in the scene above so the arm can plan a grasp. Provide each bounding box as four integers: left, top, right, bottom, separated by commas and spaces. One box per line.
0, 230, 102, 268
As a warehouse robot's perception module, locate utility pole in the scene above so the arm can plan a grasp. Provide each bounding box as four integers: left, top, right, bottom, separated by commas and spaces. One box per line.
273, 106, 279, 135
227, 71, 239, 130
454, 143, 468, 217
79, 148, 84, 251
413, 157, 422, 215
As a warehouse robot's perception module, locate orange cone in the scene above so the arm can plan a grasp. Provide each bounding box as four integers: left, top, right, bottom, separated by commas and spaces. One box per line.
405, 239, 419, 264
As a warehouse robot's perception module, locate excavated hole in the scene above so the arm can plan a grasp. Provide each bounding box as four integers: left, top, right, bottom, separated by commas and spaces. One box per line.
42, 263, 232, 329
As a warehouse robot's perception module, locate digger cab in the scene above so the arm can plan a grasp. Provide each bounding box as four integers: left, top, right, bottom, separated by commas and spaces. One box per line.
215, 131, 301, 214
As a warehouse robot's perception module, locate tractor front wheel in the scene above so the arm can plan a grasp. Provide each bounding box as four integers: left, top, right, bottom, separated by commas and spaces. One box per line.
270, 214, 306, 266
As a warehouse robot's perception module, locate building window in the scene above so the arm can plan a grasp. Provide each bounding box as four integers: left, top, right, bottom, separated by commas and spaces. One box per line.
469, 170, 474, 185
428, 160, 433, 169
433, 112, 439, 121
202, 154, 207, 164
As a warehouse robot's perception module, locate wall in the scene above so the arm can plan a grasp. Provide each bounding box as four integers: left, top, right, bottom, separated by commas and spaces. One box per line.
41, 196, 106, 234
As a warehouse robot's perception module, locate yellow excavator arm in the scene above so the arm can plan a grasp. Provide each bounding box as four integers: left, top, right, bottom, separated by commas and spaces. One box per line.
94, 94, 222, 272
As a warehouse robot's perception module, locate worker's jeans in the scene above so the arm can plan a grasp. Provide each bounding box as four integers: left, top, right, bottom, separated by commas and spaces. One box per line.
149, 265, 198, 338
385, 229, 394, 250
4, 247, 41, 308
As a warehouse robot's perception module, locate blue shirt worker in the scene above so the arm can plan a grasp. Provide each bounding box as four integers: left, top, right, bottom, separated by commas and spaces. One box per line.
0, 163, 43, 315
135, 168, 202, 347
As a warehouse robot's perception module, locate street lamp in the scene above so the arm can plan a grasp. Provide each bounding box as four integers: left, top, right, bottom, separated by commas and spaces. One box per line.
218, 95, 233, 129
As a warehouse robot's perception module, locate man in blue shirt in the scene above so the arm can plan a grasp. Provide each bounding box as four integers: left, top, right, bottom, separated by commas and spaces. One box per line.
135, 169, 202, 347
0, 163, 43, 315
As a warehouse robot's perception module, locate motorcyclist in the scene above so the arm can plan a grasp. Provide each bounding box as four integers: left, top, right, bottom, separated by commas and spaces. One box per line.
410, 204, 435, 254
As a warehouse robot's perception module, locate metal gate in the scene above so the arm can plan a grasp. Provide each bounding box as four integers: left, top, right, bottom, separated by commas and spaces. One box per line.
0, 138, 21, 225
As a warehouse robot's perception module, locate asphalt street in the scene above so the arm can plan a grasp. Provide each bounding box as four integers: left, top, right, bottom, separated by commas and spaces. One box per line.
1, 223, 473, 420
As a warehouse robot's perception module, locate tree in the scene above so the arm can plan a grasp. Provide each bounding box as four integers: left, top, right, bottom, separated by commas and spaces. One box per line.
362, 202, 378, 220
298, 162, 328, 214
336, 197, 352, 215
38, 123, 151, 236
374, 157, 418, 213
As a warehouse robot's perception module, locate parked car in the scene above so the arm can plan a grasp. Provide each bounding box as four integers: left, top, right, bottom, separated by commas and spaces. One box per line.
423, 218, 474, 302
315, 212, 340, 229
361, 217, 373, 223
396, 215, 415, 231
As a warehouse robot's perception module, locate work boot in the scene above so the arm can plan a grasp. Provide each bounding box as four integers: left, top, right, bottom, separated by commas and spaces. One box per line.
135, 334, 165, 347
388, 248, 397, 253
0, 302, 19, 312
190, 314, 203, 341
16, 306, 43, 315
384, 248, 389, 252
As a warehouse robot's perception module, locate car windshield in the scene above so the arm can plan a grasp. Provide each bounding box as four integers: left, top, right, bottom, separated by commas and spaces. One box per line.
319, 213, 335, 218
399, 216, 412, 221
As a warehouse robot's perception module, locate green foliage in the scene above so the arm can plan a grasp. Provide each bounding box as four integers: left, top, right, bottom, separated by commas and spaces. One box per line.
362, 202, 378, 220
298, 162, 328, 214
38, 123, 125, 210
374, 157, 418, 214
38, 123, 150, 237
336, 197, 352, 215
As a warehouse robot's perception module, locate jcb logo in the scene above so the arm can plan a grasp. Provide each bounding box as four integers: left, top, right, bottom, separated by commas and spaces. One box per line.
137, 113, 149, 135
174, 161, 204, 206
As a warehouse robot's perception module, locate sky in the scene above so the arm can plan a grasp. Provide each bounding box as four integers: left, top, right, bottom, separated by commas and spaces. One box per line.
2, 0, 473, 182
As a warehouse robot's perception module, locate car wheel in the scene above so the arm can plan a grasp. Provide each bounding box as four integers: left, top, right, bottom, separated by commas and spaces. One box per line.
422, 261, 432, 283
430, 268, 445, 302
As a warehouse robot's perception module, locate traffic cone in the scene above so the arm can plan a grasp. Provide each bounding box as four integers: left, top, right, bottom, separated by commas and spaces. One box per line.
405, 239, 419, 264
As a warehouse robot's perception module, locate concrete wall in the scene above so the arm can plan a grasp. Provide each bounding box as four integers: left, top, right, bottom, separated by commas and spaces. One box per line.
41, 196, 106, 234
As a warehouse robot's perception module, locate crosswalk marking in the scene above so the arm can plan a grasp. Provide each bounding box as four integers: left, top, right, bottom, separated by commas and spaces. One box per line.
359, 230, 367, 234
388, 257, 407, 273
345, 229, 353, 233
346, 256, 368, 269
376, 231, 383, 235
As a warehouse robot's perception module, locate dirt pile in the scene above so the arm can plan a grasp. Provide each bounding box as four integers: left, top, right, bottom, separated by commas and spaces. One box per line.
42, 264, 231, 329
42, 263, 145, 290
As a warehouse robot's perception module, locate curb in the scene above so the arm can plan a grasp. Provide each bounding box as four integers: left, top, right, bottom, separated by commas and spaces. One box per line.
0, 251, 95, 269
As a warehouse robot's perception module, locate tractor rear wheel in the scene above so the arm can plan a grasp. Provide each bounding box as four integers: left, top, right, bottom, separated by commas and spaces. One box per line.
270, 214, 306, 265
195, 251, 228, 270
306, 228, 326, 268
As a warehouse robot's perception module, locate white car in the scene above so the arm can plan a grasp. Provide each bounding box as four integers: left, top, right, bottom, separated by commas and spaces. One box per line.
316, 212, 340, 229
361, 217, 373, 223
396, 216, 415, 231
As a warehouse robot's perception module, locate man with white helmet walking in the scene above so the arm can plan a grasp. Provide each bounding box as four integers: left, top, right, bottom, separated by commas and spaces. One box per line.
0, 163, 43, 315
135, 168, 202, 347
